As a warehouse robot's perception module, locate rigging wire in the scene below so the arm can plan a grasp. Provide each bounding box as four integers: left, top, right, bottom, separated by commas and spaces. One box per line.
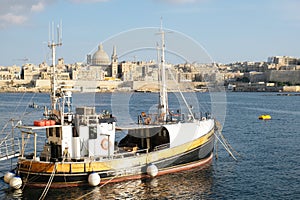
166, 67, 195, 120
164, 64, 212, 119
20, 93, 37, 120
0, 92, 37, 144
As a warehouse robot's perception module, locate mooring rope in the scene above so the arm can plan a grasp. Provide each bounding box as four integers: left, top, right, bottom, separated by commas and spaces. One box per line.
214, 138, 218, 159
214, 131, 237, 161
218, 129, 241, 157
23, 164, 54, 187
21, 159, 34, 190
214, 120, 238, 161
38, 163, 57, 200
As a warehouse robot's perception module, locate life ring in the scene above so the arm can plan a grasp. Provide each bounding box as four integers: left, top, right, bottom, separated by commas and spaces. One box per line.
101, 138, 109, 150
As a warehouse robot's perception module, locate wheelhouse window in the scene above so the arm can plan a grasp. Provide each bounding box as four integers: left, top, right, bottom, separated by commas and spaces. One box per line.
56, 127, 61, 138
89, 126, 97, 139
47, 128, 54, 137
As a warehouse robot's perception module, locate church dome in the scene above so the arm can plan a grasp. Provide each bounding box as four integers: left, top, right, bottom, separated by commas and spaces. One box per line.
92, 44, 110, 65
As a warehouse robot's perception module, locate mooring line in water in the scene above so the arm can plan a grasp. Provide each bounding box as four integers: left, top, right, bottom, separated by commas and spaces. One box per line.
38, 163, 57, 200
218, 130, 241, 157
75, 174, 118, 200
214, 132, 237, 161
214, 139, 218, 160
214, 120, 239, 160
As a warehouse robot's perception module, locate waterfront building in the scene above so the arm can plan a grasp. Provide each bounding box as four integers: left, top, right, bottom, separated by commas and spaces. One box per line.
0, 65, 21, 80
2, 50, 300, 92
22, 63, 41, 82
268, 56, 299, 66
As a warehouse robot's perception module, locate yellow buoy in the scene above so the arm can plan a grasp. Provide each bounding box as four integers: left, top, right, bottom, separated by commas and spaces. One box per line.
258, 114, 271, 120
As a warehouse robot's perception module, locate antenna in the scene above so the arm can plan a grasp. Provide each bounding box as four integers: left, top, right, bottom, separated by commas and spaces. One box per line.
57, 20, 63, 45
48, 21, 63, 110
60, 20, 63, 44
156, 42, 160, 65
48, 22, 50, 44
52, 22, 54, 43
57, 24, 60, 44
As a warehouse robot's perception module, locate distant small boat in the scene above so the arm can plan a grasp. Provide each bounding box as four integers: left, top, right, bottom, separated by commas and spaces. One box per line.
29, 102, 39, 109
258, 114, 271, 120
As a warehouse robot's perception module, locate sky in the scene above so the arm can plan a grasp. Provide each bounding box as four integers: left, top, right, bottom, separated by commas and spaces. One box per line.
0, 0, 300, 66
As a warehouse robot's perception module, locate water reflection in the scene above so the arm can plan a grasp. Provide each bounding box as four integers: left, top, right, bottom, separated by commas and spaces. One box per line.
88, 165, 212, 199
16, 165, 213, 200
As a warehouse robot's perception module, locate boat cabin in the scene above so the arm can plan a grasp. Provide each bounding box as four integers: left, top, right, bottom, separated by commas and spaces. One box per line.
39, 106, 116, 162
118, 126, 170, 152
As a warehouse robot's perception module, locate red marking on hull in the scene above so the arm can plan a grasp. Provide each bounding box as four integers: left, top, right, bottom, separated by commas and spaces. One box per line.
156, 152, 213, 176
24, 153, 213, 188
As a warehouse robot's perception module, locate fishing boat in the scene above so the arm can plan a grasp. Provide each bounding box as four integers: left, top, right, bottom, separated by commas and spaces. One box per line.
2, 25, 219, 190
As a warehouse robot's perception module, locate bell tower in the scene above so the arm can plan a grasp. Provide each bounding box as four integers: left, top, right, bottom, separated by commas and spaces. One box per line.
111, 45, 118, 78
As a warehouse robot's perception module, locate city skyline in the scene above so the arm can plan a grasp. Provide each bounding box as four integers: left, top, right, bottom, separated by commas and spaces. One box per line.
1, 0, 300, 66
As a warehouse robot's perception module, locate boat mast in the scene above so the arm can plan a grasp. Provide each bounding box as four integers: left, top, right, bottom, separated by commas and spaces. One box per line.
48, 22, 62, 110
158, 19, 168, 121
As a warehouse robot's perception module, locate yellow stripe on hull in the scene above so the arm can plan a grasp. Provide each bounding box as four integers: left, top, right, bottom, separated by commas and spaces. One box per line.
146, 128, 214, 164
18, 128, 214, 174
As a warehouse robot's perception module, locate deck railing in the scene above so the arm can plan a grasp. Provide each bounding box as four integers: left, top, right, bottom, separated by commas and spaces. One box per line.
0, 137, 20, 161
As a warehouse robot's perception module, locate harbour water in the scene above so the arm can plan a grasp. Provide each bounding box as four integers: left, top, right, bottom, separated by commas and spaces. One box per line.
0, 92, 299, 199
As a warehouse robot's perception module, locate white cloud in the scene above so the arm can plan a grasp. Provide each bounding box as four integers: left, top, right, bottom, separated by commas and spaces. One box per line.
31, 1, 46, 12
0, 0, 53, 29
0, 0, 108, 29
9, 4, 27, 13
0, 13, 27, 24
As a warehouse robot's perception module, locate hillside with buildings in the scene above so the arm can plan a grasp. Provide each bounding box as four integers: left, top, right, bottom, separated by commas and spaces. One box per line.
220, 56, 300, 92
1, 44, 300, 93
